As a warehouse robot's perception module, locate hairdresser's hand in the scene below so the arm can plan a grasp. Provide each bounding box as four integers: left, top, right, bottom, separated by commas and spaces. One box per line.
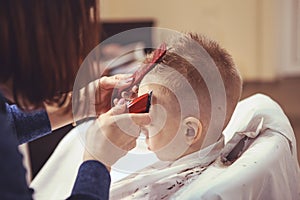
113, 85, 139, 106
95, 74, 134, 115
73, 74, 136, 120
83, 100, 151, 170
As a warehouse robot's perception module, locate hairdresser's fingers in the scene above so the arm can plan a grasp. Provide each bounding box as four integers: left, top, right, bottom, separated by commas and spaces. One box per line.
112, 73, 133, 80
110, 113, 150, 138
130, 85, 139, 99
108, 133, 136, 152
132, 85, 139, 94
108, 102, 127, 116
113, 112, 151, 126
114, 113, 151, 137
99, 74, 133, 90
121, 91, 130, 99
121, 85, 139, 100
129, 113, 151, 126
84, 119, 133, 167
126, 139, 137, 151
95, 75, 129, 115
113, 98, 119, 106
112, 97, 126, 107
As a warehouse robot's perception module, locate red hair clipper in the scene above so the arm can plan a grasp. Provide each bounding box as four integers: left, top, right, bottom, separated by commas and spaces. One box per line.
119, 44, 166, 113
128, 91, 152, 113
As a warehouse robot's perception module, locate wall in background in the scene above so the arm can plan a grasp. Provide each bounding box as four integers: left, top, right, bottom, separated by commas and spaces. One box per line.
100, 0, 290, 81
277, 0, 300, 76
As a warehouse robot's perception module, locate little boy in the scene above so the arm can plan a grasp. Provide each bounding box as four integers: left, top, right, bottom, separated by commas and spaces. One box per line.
110, 33, 243, 199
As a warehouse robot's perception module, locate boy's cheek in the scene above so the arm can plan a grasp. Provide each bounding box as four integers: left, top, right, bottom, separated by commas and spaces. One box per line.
147, 125, 165, 138
148, 104, 167, 134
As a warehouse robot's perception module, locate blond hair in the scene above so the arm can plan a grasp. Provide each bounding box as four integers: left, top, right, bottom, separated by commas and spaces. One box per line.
143, 33, 242, 139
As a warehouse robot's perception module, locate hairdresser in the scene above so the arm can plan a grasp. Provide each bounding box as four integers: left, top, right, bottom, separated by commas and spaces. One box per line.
0, 1, 150, 199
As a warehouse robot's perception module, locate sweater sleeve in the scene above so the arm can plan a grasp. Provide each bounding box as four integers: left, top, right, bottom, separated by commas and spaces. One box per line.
1, 95, 111, 199
68, 160, 111, 200
0, 110, 34, 199
5, 103, 52, 144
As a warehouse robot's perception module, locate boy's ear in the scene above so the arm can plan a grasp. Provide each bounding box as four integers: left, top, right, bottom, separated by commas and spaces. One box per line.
182, 116, 202, 145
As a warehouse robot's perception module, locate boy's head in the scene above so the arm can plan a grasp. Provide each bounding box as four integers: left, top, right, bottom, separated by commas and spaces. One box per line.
139, 33, 242, 161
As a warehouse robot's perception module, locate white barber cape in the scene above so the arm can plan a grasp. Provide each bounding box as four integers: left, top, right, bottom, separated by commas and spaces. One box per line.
110, 94, 300, 199
30, 94, 300, 200
173, 94, 300, 200
110, 139, 224, 199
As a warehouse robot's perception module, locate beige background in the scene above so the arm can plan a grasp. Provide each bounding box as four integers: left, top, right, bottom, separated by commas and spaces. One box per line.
100, 0, 286, 81
100, 1, 300, 163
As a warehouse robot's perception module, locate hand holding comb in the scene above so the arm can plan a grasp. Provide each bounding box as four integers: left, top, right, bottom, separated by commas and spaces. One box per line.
116, 43, 167, 96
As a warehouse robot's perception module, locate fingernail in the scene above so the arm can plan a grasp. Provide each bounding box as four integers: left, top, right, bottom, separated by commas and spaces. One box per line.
132, 85, 138, 90
118, 78, 133, 86
117, 98, 125, 105
121, 91, 129, 98
123, 74, 133, 78
125, 77, 133, 83
113, 98, 118, 106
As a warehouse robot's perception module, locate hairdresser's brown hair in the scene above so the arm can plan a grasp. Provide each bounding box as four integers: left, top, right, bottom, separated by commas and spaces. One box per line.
0, 0, 100, 109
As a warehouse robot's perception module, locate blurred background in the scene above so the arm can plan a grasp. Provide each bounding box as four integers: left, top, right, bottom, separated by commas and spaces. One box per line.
29, 0, 300, 177
101, 0, 300, 161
